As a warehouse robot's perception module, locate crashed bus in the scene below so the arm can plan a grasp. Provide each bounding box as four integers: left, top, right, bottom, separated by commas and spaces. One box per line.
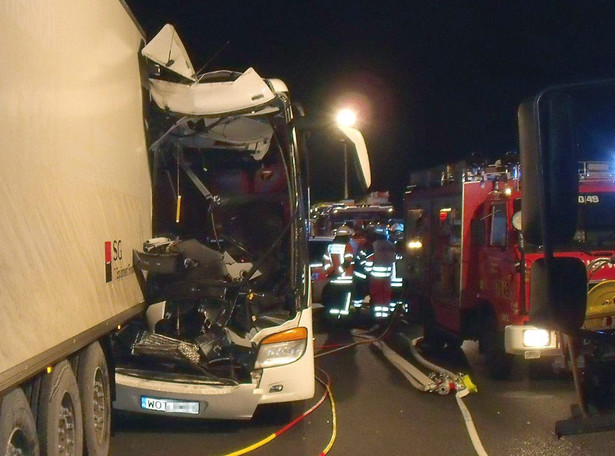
112, 25, 371, 418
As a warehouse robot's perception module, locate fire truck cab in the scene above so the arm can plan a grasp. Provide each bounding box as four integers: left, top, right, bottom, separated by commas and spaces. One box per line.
404, 161, 615, 378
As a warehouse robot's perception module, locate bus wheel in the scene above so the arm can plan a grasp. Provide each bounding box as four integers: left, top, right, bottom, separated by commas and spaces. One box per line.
77, 342, 111, 456
37, 360, 83, 456
0, 388, 39, 456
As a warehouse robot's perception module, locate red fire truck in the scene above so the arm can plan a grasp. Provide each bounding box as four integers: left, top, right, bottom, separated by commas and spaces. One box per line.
403, 160, 615, 378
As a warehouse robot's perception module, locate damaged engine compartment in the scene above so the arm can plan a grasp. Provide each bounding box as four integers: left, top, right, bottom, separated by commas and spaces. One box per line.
112, 26, 308, 386
114, 237, 293, 385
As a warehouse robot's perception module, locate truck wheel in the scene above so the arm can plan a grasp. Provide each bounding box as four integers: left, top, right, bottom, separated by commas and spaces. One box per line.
37, 360, 83, 456
481, 316, 513, 380
583, 355, 615, 412
0, 388, 40, 456
444, 336, 463, 350
422, 307, 446, 351
527, 358, 557, 380
77, 342, 110, 456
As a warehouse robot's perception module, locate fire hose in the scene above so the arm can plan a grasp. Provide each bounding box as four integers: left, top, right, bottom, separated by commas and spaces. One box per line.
314, 309, 485, 455
221, 368, 337, 456
315, 316, 487, 455
358, 329, 488, 456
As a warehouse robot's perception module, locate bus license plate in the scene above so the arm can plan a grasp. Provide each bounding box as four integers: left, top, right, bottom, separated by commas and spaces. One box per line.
141, 396, 200, 415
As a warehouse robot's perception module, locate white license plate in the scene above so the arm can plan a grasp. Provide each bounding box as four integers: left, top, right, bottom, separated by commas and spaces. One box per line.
141, 396, 200, 415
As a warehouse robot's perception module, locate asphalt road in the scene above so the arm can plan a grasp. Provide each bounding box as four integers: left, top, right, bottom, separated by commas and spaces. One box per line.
110, 312, 615, 456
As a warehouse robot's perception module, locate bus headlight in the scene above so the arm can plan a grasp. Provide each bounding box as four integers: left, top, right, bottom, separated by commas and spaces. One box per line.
256, 327, 308, 368
523, 328, 550, 348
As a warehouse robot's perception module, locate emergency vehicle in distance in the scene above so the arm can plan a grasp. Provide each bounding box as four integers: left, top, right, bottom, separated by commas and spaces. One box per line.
309, 193, 396, 305
309, 193, 405, 319
403, 160, 615, 378
310, 191, 394, 236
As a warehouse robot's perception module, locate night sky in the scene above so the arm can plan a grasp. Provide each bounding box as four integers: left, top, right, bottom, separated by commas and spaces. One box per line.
126, 0, 615, 207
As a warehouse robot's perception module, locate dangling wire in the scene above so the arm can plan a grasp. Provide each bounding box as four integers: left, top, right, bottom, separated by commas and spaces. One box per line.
316, 369, 337, 455
175, 154, 182, 224
193, 40, 231, 84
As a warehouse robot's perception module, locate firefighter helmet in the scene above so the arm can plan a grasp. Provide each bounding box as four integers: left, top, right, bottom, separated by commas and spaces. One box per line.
335, 225, 355, 237
373, 224, 388, 238
389, 223, 404, 241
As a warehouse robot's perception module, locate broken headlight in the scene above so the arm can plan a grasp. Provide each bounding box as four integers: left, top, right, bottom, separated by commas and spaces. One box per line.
255, 327, 308, 368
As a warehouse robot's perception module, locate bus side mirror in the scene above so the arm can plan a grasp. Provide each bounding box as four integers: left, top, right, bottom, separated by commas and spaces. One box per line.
292, 117, 372, 192
518, 92, 579, 246
529, 257, 587, 331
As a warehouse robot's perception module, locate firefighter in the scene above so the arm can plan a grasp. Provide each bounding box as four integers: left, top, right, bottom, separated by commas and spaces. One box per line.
352, 227, 371, 308
367, 224, 396, 318
321, 225, 355, 317
388, 222, 406, 298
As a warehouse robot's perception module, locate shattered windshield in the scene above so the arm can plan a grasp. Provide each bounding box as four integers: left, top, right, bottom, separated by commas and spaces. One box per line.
576, 191, 615, 247
152, 107, 294, 292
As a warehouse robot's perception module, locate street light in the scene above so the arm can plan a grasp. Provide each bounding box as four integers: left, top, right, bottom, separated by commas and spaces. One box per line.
336, 109, 357, 199
336, 109, 357, 128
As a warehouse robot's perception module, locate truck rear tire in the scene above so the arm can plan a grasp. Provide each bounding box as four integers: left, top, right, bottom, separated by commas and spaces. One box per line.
77, 342, 110, 456
37, 360, 83, 456
0, 388, 39, 456
481, 315, 514, 380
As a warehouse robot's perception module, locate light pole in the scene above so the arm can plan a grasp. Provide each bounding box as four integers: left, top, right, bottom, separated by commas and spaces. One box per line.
342, 139, 348, 199
336, 109, 357, 200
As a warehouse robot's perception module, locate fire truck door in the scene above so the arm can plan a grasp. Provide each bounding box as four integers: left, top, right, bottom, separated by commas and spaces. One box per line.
431, 204, 462, 333
478, 201, 517, 327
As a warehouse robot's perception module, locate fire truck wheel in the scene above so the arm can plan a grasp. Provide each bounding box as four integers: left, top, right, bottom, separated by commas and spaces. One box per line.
0, 388, 39, 456
422, 308, 446, 351
445, 336, 463, 350
481, 315, 514, 380
527, 358, 557, 380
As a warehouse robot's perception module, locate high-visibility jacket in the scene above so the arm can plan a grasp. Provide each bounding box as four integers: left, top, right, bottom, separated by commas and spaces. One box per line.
323, 241, 354, 284
368, 238, 396, 306
352, 246, 370, 303
354, 247, 370, 281
390, 253, 404, 289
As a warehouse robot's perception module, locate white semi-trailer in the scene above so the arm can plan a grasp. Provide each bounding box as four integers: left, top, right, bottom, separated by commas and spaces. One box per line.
0, 2, 150, 455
